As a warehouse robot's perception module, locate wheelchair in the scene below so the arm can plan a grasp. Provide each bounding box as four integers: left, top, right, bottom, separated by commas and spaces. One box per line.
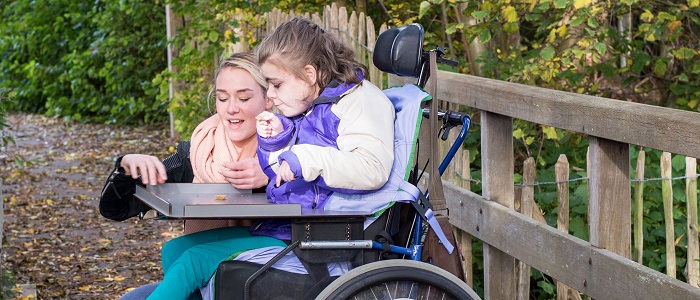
213, 23, 481, 300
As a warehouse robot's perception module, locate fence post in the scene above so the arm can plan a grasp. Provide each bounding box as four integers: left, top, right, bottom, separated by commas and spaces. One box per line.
634, 148, 646, 263
661, 152, 676, 278
481, 111, 516, 299
588, 137, 631, 257
686, 157, 699, 286
517, 158, 535, 300
459, 149, 473, 287
166, 4, 183, 139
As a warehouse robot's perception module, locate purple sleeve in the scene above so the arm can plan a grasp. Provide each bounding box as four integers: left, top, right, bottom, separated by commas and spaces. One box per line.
257, 114, 294, 152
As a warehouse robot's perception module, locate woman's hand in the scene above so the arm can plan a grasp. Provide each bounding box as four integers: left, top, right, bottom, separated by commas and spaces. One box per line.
120, 154, 167, 185
220, 157, 269, 189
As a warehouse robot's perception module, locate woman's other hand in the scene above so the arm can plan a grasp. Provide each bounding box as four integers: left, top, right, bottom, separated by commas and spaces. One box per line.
120, 154, 167, 185
220, 157, 268, 189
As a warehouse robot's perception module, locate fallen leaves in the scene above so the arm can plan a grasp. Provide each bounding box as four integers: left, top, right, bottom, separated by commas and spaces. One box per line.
2, 113, 184, 299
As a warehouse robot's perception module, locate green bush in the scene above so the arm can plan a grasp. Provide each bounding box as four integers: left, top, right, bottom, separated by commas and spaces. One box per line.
0, 268, 15, 300
159, 0, 329, 138
0, 0, 167, 125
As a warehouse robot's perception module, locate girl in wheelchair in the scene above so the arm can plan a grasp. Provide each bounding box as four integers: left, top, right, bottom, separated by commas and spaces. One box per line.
152, 17, 396, 299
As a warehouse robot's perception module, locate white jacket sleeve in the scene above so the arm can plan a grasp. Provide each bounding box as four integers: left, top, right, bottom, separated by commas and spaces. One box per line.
290, 82, 395, 190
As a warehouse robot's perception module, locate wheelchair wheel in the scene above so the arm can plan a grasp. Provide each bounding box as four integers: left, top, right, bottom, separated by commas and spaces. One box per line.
315, 260, 480, 300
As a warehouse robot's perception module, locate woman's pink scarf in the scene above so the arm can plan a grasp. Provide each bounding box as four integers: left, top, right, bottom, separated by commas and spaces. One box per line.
190, 114, 257, 183
185, 114, 257, 234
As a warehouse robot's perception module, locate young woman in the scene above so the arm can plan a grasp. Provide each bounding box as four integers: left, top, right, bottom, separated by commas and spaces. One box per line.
99, 52, 279, 300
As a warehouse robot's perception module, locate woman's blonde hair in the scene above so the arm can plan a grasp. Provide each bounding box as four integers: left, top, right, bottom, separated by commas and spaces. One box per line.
256, 17, 367, 91
207, 52, 268, 113
214, 52, 268, 91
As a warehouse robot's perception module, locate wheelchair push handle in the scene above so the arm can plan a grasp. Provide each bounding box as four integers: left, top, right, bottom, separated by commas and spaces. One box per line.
427, 46, 458, 67
416, 45, 457, 88
422, 107, 471, 140
421, 107, 468, 126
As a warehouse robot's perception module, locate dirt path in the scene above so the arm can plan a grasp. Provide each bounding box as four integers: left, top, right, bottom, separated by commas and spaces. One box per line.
2, 113, 185, 299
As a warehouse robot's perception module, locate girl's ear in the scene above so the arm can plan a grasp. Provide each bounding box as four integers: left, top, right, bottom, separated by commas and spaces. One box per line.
303, 65, 318, 85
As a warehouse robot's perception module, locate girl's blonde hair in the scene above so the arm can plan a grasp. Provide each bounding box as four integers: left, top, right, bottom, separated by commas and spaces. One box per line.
256, 17, 367, 91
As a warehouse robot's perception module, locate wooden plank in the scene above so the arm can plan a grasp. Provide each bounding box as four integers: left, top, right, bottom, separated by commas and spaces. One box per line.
392, 71, 700, 159
427, 52, 446, 211
330, 2, 339, 37
458, 149, 474, 286
338, 6, 348, 45
166, 4, 183, 139
588, 137, 631, 257
661, 152, 676, 277
357, 12, 366, 67
444, 181, 700, 300
556, 154, 570, 234
365, 17, 377, 86
323, 5, 330, 31
687, 157, 699, 287
555, 154, 578, 299
634, 148, 646, 264
312, 13, 322, 28
517, 158, 535, 300
348, 11, 358, 61
481, 111, 516, 299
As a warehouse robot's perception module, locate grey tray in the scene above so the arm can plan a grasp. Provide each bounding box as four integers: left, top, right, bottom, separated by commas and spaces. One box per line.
134, 183, 372, 219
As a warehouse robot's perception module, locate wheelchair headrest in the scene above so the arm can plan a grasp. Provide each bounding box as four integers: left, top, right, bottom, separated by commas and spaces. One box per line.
372, 24, 424, 78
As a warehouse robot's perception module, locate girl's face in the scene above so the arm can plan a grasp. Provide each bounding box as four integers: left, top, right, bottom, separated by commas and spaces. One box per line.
261, 62, 319, 117
215, 67, 272, 143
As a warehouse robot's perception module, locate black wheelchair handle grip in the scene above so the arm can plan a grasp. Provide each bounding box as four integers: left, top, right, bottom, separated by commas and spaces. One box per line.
422, 108, 469, 126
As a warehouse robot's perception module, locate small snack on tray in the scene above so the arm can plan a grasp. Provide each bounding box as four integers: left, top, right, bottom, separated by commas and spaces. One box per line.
215, 194, 227, 200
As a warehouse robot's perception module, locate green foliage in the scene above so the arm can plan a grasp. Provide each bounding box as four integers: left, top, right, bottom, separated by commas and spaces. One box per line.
160, 0, 328, 138
415, 0, 700, 113
0, 88, 14, 147
0, 0, 168, 125
0, 268, 15, 300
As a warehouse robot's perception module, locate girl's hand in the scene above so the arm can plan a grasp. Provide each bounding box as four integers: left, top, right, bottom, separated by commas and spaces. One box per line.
275, 160, 295, 187
120, 154, 167, 185
255, 111, 283, 138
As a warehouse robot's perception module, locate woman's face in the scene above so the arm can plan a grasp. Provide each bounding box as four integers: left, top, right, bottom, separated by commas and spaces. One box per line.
261, 62, 319, 117
215, 67, 272, 143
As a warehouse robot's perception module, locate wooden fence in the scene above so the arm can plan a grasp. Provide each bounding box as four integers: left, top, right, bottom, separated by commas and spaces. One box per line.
170, 3, 700, 299
390, 70, 700, 299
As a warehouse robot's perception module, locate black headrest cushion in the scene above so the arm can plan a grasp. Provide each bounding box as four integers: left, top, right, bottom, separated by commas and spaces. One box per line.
372, 24, 424, 78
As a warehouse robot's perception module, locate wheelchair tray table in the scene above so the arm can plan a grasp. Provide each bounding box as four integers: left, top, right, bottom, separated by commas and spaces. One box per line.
134, 183, 372, 219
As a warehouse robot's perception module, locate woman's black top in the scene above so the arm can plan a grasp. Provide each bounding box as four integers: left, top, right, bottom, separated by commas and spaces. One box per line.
99, 141, 194, 221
